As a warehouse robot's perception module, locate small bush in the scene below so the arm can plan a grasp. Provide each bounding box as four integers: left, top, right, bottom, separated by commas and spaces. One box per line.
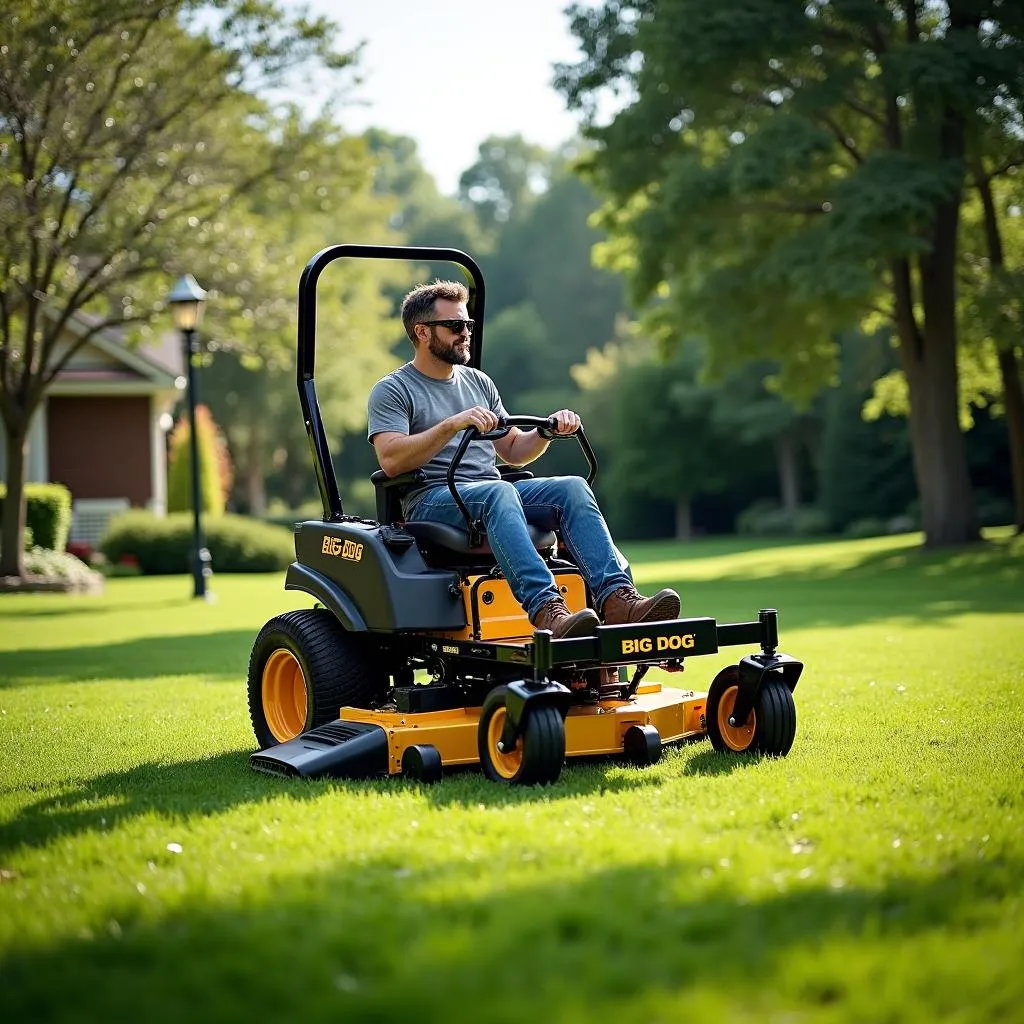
101, 511, 293, 574
261, 484, 376, 530
975, 492, 1014, 528
885, 514, 917, 535
0, 482, 73, 550
24, 546, 103, 584
736, 501, 832, 537
843, 516, 889, 539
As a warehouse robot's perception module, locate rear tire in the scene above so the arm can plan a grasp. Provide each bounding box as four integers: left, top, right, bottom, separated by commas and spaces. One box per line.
248, 609, 389, 749
478, 685, 565, 785
706, 664, 796, 757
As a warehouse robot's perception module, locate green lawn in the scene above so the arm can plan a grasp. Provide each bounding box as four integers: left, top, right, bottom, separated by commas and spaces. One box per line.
1, 530, 1022, 1023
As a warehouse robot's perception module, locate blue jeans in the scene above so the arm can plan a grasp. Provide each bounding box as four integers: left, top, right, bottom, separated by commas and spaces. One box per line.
408, 476, 633, 621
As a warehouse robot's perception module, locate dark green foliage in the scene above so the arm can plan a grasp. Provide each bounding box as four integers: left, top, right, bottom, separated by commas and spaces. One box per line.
556, 0, 1024, 544
819, 334, 917, 530
101, 511, 292, 574
0, 482, 72, 551
735, 502, 831, 538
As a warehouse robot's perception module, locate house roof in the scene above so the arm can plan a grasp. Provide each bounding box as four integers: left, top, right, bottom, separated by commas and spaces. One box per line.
47, 308, 185, 394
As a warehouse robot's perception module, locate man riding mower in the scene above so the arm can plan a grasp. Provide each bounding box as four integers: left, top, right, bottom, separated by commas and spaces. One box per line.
247, 244, 803, 786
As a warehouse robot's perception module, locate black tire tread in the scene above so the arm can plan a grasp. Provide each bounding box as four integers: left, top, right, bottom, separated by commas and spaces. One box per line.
705, 665, 796, 758
478, 686, 565, 785
248, 609, 388, 749
753, 678, 796, 756
521, 705, 565, 785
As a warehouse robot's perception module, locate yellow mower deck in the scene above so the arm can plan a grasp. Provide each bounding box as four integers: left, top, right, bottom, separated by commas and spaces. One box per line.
342, 682, 708, 775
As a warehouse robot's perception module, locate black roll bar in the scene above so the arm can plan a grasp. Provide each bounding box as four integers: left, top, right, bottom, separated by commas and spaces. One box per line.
296, 244, 487, 519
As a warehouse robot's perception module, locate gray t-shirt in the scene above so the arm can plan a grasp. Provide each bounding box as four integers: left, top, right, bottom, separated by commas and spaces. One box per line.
367, 362, 509, 515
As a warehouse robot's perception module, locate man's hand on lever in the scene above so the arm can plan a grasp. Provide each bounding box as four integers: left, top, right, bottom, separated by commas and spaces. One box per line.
447, 405, 500, 435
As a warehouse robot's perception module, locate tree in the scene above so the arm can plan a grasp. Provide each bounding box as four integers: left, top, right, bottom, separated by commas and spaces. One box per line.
820, 332, 917, 531
196, 128, 405, 516
575, 336, 732, 538
458, 135, 554, 238
0, 0, 354, 577
709, 363, 822, 513
557, 0, 1023, 546
166, 405, 230, 515
966, 161, 1024, 533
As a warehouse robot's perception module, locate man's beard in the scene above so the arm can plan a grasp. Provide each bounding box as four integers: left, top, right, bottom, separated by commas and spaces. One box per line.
427, 328, 470, 366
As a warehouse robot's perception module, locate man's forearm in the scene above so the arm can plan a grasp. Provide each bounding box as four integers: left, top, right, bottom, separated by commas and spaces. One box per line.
378, 421, 460, 476
503, 429, 550, 466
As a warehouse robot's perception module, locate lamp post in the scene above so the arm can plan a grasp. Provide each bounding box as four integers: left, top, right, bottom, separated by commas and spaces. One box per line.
167, 274, 211, 599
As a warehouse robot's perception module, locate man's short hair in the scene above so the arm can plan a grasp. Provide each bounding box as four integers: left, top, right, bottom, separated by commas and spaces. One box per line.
400, 280, 470, 344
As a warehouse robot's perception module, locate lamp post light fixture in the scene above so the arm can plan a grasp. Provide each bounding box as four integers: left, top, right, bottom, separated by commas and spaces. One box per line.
167, 273, 212, 600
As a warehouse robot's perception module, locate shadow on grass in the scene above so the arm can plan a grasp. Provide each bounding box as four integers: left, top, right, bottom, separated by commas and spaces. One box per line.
1, 597, 191, 618
0, 751, 312, 857
681, 748, 765, 777
0, 630, 257, 687
0, 748, 689, 857
1, 847, 1018, 1023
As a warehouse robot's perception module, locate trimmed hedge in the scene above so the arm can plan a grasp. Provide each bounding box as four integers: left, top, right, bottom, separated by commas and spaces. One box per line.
101, 510, 294, 574
0, 482, 72, 551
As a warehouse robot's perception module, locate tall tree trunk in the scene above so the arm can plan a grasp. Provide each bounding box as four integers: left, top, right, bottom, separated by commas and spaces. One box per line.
774, 430, 800, 512
975, 164, 1024, 535
0, 422, 29, 578
674, 496, 692, 541
997, 345, 1024, 533
890, 85, 979, 547
891, 251, 979, 546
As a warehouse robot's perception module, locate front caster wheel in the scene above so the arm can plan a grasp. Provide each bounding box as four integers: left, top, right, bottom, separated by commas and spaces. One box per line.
478, 685, 565, 785
706, 665, 796, 757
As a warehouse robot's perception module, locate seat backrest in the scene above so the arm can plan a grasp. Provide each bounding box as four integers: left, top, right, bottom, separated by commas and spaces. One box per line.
370, 469, 426, 524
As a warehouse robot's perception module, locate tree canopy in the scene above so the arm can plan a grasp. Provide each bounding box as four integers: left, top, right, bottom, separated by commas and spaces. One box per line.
557, 0, 1024, 545
0, 0, 356, 574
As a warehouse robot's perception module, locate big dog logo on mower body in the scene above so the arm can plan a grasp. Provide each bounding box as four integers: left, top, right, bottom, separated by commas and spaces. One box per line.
621, 634, 695, 655
600, 617, 719, 663
321, 536, 363, 561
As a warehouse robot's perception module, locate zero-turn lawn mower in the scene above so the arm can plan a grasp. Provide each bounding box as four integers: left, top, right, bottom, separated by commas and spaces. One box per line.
248, 244, 803, 785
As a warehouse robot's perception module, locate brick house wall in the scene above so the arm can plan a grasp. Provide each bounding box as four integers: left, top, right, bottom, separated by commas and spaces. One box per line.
47, 396, 152, 506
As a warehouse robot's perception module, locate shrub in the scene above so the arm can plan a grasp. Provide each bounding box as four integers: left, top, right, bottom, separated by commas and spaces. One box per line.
975, 491, 1014, 528
101, 511, 293, 574
260, 484, 377, 531
0, 482, 73, 550
166, 405, 231, 516
736, 501, 832, 537
24, 546, 103, 584
843, 516, 889, 539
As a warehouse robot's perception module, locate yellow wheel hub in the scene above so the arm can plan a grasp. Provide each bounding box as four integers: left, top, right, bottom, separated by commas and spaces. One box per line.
487, 707, 523, 780
717, 685, 756, 752
262, 648, 307, 742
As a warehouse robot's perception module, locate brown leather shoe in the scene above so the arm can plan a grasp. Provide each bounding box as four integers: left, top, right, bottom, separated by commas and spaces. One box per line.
532, 597, 600, 639
601, 586, 680, 625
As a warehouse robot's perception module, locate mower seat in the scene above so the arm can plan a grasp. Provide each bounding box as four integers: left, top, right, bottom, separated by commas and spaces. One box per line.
370, 468, 556, 562
403, 520, 556, 558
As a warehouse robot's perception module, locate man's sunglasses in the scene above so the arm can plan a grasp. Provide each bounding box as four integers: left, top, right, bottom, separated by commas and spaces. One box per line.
418, 318, 474, 335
